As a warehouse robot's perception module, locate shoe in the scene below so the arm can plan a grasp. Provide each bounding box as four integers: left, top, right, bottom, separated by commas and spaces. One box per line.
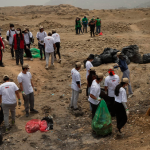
73, 108, 79, 111
30, 109, 39, 113
12, 57, 15, 60
128, 94, 133, 99
58, 59, 61, 63
51, 64, 54, 67
0, 64, 4, 67
40, 58, 42, 60
45, 65, 48, 69
30, 58, 33, 61
26, 111, 29, 117
16, 63, 19, 65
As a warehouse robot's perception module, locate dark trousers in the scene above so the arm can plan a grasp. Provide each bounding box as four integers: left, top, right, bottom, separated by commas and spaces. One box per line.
10, 45, 14, 58
90, 27, 95, 37
76, 27, 79, 34
114, 101, 127, 131
24, 44, 32, 58
79, 27, 83, 34
15, 49, 24, 65
83, 24, 87, 33
0, 49, 3, 65
86, 84, 88, 96
108, 97, 115, 117
90, 102, 99, 119
96, 26, 101, 33
54, 42, 61, 59
38, 43, 45, 59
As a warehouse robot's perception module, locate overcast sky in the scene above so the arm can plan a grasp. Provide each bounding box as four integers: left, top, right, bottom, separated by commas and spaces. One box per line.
0, 0, 150, 9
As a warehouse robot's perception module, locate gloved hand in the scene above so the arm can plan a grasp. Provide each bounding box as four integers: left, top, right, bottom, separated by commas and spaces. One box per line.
18, 100, 21, 107
26, 46, 29, 49
34, 87, 37, 91
97, 97, 102, 101
22, 91, 26, 97
126, 109, 130, 116
79, 88, 82, 94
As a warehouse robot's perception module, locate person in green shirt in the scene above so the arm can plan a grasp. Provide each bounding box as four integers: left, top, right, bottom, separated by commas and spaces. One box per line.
95, 16, 101, 34
82, 16, 88, 33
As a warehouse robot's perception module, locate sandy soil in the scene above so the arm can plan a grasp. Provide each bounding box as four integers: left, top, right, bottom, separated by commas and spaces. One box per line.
0, 4, 150, 150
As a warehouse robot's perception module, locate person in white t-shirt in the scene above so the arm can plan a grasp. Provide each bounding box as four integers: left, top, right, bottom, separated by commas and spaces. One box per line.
52, 29, 61, 63
104, 68, 120, 117
85, 54, 94, 97
23, 28, 33, 61
17, 64, 38, 117
6, 24, 16, 59
88, 73, 103, 119
44, 32, 56, 69
0, 75, 21, 130
36, 26, 47, 60
114, 78, 129, 135
70, 62, 82, 110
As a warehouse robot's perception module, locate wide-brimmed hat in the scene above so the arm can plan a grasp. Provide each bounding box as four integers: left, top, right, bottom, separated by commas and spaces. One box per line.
117, 52, 121, 56
90, 67, 96, 72
39, 26, 44, 29
87, 54, 94, 60
52, 29, 56, 32
97, 73, 104, 79
22, 64, 31, 69
122, 78, 129, 84
76, 62, 81, 67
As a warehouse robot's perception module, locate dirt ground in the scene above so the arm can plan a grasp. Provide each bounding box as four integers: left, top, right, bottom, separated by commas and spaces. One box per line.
1, 4, 150, 150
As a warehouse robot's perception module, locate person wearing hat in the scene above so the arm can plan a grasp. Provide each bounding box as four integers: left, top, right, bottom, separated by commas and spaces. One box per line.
114, 78, 130, 135
114, 52, 133, 99
44, 32, 56, 69
70, 62, 82, 110
17, 64, 38, 117
88, 18, 96, 37
82, 15, 88, 33
52, 29, 61, 63
6, 24, 16, 59
0, 75, 21, 131
104, 68, 120, 116
95, 16, 101, 34
0, 36, 5, 67
36, 26, 47, 60
88, 73, 104, 119
22, 28, 33, 61
86, 54, 94, 96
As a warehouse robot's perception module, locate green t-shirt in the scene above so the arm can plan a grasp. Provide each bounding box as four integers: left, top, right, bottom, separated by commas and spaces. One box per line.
77, 20, 82, 27
82, 18, 88, 24
96, 19, 101, 26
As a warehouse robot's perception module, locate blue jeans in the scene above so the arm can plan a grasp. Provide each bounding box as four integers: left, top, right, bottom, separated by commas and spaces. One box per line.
96, 26, 101, 33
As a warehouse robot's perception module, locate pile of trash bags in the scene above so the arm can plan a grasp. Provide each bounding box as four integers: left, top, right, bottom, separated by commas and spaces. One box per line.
92, 100, 112, 136
90, 45, 145, 67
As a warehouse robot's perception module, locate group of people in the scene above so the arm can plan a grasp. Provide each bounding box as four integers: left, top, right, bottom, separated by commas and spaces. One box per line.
0, 64, 38, 131
75, 16, 101, 37
70, 52, 133, 135
0, 24, 61, 68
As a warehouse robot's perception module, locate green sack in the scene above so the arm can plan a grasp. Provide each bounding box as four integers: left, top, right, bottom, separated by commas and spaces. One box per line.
24, 48, 41, 58
92, 100, 112, 136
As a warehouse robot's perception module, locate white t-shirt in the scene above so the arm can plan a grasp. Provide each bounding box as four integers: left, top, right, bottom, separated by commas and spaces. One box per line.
36, 31, 47, 45
17, 72, 33, 95
86, 61, 93, 79
71, 68, 81, 91
6, 30, 16, 45
24, 32, 33, 44
104, 75, 120, 97
0, 82, 19, 104
88, 80, 101, 105
52, 33, 60, 43
44, 36, 55, 53
115, 87, 127, 103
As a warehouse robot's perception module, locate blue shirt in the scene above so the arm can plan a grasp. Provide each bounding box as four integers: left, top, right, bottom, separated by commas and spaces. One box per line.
114, 59, 128, 72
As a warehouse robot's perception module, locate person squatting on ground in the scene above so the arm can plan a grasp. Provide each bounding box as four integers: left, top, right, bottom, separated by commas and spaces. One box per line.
104, 68, 120, 117
114, 78, 130, 135
36, 26, 47, 60
52, 29, 61, 63
22, 28, 33, 61
82, 15, 88, 33
6, 24, 16, 59
0, 36, 5, 67
86, 54, 94, 97
0, 75, 21, 131
44, 32, 56, 69
88, 73, 104, 119
88, 18, 96, 37
114, 52, 133, 98
70, 62, 82, 110
13, 28, 25, 65
95, 16, 101, 34
17, 64, 38, 117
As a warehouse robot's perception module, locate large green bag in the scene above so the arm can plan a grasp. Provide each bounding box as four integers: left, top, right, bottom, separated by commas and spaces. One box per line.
24, 48, 41, 58
92, 100, 112, 136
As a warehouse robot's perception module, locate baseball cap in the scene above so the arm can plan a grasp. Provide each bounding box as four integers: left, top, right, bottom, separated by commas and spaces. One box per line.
22, 64, 31, 69
76, 62, 81, 67
117, 52, 121, 56
97, 73, 104, 79
122, 78, 129, 84
3, 75, 9, 80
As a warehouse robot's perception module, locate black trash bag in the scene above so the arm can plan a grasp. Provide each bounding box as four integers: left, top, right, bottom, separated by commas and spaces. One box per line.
41, 117, 53, 130
0, 131, 2, 145
123, 55, 130, 65
100, 54, 113, 64
0, 106, 4, 125
143, 53, 150, 63
122, 45, 142, 63
112, 54, 119, 63
92, 56, 102, 67
103, 48, 119, 56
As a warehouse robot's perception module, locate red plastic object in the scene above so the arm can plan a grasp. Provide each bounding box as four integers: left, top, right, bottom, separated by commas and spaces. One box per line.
99, 32, 103, 36
25, 119, 48, 133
